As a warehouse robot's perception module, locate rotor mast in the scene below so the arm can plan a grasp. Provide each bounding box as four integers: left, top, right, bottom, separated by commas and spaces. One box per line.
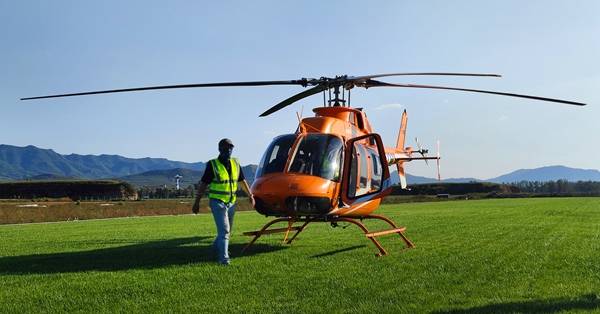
324, 76, 351, 108
327, 84, 346, 107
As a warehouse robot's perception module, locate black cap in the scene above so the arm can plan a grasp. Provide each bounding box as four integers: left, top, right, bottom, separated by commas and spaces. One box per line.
218, 138, 234, 148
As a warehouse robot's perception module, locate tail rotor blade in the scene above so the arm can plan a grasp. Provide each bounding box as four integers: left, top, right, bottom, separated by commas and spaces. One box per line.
415, 137, 422, 151
415, 137, 429, 165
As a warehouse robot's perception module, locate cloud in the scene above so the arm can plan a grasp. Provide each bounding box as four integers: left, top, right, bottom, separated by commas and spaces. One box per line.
498, 115, 509, 121
374, 103, 404, 111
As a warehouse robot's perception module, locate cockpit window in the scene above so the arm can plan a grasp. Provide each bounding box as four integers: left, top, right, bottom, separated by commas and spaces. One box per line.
256, 134, 296, 178
288, 134, 343, 181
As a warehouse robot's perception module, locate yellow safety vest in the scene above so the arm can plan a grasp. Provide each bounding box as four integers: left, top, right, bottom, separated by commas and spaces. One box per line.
208, 158, 239, 203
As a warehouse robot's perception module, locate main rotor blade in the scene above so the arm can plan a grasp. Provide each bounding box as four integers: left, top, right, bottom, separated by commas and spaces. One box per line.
259, 85, 328, 117
21, 80, 306, 100
365, 80, 586, 106
352, 72, 501, 82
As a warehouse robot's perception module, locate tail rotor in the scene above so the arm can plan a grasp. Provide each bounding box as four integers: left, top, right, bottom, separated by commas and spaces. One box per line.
413, 137, 441, 181
415, 137, 429, 165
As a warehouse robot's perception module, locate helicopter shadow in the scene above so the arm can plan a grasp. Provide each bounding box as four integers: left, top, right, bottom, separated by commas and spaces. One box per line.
310, 245, 366, 258
0, 236, 285, 275
434, 293, 600, 314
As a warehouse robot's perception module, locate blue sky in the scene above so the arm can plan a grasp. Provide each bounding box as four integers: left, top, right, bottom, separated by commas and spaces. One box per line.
1, 1, 598, 179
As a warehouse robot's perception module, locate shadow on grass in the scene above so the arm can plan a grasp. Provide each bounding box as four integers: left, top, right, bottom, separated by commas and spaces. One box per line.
0, 237, 286, 275
310, 245, 366, 258
436, 293, 600, 314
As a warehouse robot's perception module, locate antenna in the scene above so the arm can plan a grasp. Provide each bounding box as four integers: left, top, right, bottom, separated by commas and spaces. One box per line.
174, 174, 183, 190
296, 105, 303, 122
436, 140, 441, 181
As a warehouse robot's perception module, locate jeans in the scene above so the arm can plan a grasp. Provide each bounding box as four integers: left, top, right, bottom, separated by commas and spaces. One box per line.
209, 198, 236, 264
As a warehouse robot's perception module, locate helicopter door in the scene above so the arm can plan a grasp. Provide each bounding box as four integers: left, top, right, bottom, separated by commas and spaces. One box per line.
341, 134, 391, 205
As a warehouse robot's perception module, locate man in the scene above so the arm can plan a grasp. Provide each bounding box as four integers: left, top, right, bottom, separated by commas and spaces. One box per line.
192, 138, 254, 265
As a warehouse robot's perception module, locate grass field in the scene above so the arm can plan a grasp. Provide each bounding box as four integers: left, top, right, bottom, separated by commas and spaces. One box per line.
1, 198, 599, 313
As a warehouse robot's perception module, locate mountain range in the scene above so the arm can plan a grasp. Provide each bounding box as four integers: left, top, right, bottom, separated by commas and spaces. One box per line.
486, 165, 600, 183
1, 144, 599, 186
0, 144, 204, 180
391, 165, 600, 184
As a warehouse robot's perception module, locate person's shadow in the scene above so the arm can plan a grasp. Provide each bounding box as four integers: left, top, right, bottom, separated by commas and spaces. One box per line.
0, 237, 285, 275
435, 293, 600, 313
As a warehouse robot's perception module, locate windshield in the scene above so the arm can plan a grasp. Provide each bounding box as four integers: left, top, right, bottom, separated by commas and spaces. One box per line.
288, 134, 343, 181
255, 134, 296, 178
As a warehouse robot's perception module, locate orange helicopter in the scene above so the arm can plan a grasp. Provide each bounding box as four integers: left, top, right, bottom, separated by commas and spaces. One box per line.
22, 73, 586, 256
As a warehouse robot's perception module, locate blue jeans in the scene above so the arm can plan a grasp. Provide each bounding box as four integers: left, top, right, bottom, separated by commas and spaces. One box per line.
209, 198, 236, 264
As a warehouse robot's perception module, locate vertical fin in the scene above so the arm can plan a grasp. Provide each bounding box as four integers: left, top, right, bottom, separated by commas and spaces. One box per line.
396, 110, 408, 189
396, 110, 408, 150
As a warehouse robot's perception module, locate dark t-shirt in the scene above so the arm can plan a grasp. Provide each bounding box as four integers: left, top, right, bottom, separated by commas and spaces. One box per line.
201, 157, 245, 184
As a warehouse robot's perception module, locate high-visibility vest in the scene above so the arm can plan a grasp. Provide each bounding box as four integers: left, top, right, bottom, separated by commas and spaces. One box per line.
208, 158, 239, 203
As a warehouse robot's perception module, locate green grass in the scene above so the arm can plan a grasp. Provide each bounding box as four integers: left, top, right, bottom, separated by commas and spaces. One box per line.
1, 198, 599, 313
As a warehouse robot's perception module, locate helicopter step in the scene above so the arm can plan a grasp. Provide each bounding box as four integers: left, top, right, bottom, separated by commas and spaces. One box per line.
241, 214, 415, 257
365, 227, 406, 238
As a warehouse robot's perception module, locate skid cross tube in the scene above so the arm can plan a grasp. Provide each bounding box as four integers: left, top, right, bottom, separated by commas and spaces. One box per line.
285, 218, 315, 244
367, 214, 415, 249
241, 214, 415, 257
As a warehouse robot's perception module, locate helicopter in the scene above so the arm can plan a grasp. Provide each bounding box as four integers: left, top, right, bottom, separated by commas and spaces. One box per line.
22, 73, 586, 256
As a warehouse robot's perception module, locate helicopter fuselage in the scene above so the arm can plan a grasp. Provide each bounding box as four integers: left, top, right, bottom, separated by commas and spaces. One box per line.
251, 106, 392, 218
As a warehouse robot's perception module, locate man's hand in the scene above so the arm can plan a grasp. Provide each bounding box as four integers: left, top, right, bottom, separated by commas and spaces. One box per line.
192, 198, 200, 214
192, 182, 207, 214
249, 194, 255, 208
240, 180, 255, 208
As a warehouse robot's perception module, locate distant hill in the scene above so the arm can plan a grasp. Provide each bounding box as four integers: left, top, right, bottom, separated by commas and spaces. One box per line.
487, 165, 600, 183
25, 173, 79, 181
0, 144, 204, 180
390, 170, 479, 185
119, 165, 258, 188
391, 165, 600, 186
390, 171, 438, 185
2, 144, 598, 185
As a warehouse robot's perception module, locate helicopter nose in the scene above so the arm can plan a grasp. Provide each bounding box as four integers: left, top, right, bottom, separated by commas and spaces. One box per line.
251, 174, 337, 216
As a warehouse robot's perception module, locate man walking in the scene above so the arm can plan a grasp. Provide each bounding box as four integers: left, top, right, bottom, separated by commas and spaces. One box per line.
192, 138, 254, 265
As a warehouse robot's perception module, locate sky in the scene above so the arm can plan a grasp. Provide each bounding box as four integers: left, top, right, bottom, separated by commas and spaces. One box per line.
1, 1, 598, 179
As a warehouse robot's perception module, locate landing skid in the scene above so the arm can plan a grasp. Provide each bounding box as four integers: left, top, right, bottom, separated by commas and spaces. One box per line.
242, 214, 415, 257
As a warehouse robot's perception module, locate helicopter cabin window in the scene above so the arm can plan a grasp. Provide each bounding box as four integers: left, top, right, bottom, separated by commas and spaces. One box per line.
368, 148, 382, 191
256, 134, 296, 178
349, 113, 357, 126
357, 144, 370, 195
288, 134, 343, 181
353, 112, 365, 129
348, 139, 384, 198
348, 146, 358, 197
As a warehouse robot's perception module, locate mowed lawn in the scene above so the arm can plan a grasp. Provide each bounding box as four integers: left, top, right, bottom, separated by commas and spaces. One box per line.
1, 198, 599, 313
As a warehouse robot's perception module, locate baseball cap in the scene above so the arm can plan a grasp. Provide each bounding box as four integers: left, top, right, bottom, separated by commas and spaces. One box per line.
218, 138, 234, 148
